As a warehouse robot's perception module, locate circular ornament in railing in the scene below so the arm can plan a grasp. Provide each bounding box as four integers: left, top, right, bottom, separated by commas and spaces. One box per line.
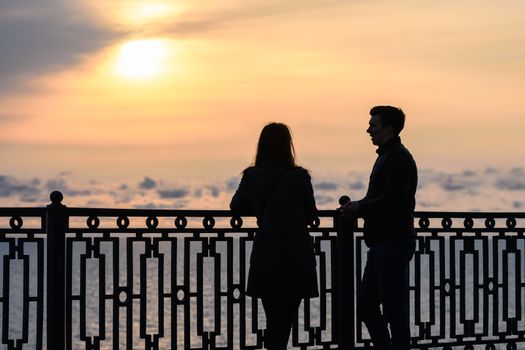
232, 287, 241, 301
487, 280, 495, 293
203, 216, 215, 229
506, 342, 516, 350
506, 217, 516, 229
463, 217, 474, 229
87, 216, 100, 229
465, 345, 474, 350
176, 288, 186, 302
146, 216, 159, 229
443, 281, 452, 296
118, 290, 128, 304
485, 343, 496, 350
175, 216, 187, 229
442, 345, 453, 350
418, 217, 429, 229
9, 216, 23, 230
230, 216, 243, 229
117, 216, 130, 229
309, 217, 320, 229
441, 217, 452, 229
485, 217, 495, 229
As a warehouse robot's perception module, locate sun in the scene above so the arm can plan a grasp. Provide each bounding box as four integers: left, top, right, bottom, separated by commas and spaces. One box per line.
115, 39, 168, 79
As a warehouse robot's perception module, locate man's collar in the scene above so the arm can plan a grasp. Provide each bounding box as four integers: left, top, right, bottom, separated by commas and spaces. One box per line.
376, 136, 401, 155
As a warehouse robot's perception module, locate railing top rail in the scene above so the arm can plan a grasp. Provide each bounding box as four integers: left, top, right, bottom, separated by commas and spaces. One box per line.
0, 207, 46, 216
66, 207, 338, 217
1, 206, 525, 218
415, 211, 525, 218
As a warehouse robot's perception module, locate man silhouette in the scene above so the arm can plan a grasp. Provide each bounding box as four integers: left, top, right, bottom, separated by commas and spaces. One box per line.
341, 105, 417, 350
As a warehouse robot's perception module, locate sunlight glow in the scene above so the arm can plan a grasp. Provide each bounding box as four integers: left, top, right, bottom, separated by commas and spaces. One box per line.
135, 3, 172, 18
123, 2, 181, 25
84, 2, 183, 28
115, 39, 168, 79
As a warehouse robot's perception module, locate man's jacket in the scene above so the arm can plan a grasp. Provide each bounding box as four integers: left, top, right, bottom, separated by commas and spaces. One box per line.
358, 136, 418, 246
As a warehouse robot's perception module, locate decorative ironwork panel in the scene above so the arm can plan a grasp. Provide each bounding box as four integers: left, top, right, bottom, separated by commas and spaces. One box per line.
64, 210, 340, 350
354, 213, 525, 349
0, 209, 45, 350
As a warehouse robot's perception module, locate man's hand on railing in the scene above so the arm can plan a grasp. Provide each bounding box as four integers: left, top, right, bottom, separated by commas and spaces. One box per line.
338, 195, 359, 218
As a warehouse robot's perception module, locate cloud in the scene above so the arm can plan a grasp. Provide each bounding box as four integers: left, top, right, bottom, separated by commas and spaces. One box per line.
314, 194, 334, 206
314, 181, 338, 191
347, 181, 365, 190
0, 0, 120, 93
441, 176, 468, 191
158, 189, 189, 199
0, 0, 342, 92
416, 169, 481, 193
1, 167, 524, 211
138, 177, 157, 189
207, 186, 221, 198
0, 0, 280, 93
226, 177, 240, 191
495, 179, 525, 191
494, 168, 525, 191
0, 175, 40, 198
418, 199, 443, 208
134, 202, 176, 210
43, 176, 91, 197
484, 167, 498, 175
143, 0, 347, 39
195, 185, 221, 198
46, 178, 67, 191
19, 196, 39, 203
64, 189, 91, 197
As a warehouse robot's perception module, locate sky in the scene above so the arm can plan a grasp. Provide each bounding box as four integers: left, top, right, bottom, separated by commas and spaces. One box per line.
1, 0, 524, 210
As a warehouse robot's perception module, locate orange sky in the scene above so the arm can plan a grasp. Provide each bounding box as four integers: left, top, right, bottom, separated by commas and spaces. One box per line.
1, 0, 524, 181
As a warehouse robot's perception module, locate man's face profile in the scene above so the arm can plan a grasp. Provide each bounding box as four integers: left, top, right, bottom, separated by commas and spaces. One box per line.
367, 114, 392, 146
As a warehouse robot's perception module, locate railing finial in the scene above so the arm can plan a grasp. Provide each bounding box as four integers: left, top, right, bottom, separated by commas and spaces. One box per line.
50, 191, 64, 204
339, 195, 351, 205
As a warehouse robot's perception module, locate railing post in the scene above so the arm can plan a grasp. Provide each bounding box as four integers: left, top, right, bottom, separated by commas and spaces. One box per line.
336, 212, 356, 349
46, 191, 67, 350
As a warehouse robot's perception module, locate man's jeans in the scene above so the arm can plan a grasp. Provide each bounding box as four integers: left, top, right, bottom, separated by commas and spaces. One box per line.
358, 238, 416, 350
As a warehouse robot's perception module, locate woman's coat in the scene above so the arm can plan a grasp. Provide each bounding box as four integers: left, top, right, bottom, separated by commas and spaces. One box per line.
230, 166, 319, 299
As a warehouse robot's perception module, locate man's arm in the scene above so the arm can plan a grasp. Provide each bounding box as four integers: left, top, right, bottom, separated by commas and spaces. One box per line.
341, 200, 360, 217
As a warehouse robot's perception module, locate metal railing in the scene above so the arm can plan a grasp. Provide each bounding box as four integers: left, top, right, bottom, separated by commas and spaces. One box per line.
0, 191, 524, 349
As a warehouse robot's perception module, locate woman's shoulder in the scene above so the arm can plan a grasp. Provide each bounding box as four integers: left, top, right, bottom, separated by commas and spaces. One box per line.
285, 166, 311, 180
291, 165, 310, 174
243, 165, 310, 178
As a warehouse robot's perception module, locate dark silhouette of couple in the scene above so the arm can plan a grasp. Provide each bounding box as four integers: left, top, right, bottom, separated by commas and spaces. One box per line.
230, 105, 417, 350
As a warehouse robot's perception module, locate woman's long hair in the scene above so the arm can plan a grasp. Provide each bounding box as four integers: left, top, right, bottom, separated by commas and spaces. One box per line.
253, 122, 296, 167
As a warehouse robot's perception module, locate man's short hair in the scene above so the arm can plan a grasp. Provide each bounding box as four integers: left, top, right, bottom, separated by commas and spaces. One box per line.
370, 105, 405, 135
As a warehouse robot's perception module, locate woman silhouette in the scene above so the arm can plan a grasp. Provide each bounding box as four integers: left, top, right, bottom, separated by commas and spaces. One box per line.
230, 122, 319, 350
